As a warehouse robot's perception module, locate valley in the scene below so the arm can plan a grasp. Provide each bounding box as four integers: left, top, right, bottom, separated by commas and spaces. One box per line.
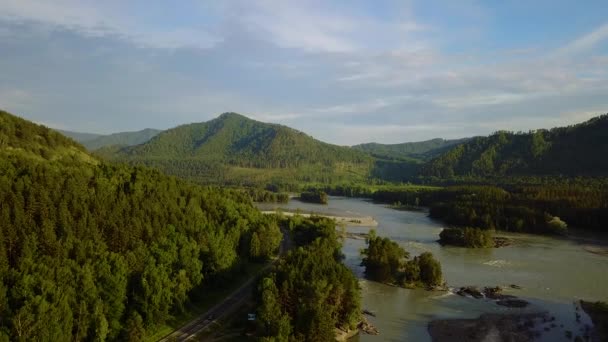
1, 109, 607, 342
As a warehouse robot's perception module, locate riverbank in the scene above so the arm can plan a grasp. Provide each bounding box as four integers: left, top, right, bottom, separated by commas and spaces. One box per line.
260, 210, 378, 226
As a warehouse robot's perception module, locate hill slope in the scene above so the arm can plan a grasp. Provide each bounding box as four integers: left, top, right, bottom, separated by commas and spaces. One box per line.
1, 110, 94, 163
103, 112, 373, 186
422, 114, 608, 178
58, 128, 161, 150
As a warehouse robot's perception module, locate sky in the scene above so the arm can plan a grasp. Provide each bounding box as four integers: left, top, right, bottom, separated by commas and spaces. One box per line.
0, 0, 607, 145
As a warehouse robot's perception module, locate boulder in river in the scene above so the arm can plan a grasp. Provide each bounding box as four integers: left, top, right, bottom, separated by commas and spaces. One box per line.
456, 286, 484, 299
429, 313, 545, 342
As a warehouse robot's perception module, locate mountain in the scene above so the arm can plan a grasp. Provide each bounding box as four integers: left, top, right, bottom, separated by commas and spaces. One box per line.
353, 138, 470, 161
57, 129, 103, 142
58, 128, 161, 150
0, 109, 280, 341
101, 112, 373, 186
422, 114, 608, 178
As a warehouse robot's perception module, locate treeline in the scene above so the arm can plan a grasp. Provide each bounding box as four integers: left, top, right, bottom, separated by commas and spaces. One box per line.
370, 184, 607, 234
255, 217, 361, 340
299, 190, 328, 204
361, 230, 443, 288
0, 111, 284, 341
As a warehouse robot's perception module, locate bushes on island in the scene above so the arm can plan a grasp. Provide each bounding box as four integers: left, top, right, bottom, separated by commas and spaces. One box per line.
361, 230, 443, 288
439, 227, 495, 248
300, 190, 329, 204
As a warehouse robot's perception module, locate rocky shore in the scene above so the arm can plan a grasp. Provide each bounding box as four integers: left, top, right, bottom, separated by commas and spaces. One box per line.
454, 285, 530, 308
334, 316, 379, 341
429, 313, 547, 342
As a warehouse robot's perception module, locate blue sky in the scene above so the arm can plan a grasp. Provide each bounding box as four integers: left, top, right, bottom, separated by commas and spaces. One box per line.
0, 0, 607, 145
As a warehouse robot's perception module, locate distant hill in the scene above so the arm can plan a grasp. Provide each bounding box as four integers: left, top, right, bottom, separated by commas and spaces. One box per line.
101, 112, 373, 186
58, 129, 103, 142
57, 128, 161, 150
421, 114, 608, 178
353, 138, 470, 161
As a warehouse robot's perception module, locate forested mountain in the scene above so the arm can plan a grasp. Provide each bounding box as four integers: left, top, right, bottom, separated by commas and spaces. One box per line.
0, 110, 282, 341
100, 112, 374, 186
58, 128, 161, 150
58, 130, 103, 143
353, 138, 470, 161
422, 114, 608, 179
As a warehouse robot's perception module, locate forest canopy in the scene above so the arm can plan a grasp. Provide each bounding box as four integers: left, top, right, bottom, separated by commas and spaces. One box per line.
0, 110, 282, 341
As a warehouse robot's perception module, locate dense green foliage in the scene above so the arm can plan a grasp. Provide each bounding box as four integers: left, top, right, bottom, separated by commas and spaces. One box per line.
0, 110, 282, 341
299, 190, 328, 204
100, 113, 373, 186
80, 129, 161, 151
354, 138, 469, 161
361, 231, 443, 288
422, 114, 608, 178
256, 217, 360, 341
439, 227, 494, 248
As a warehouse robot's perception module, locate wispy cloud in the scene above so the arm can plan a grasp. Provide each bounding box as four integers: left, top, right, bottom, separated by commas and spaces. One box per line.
0, 1, 607, 143
0, 0, 221, 49
556, 22, 608, 56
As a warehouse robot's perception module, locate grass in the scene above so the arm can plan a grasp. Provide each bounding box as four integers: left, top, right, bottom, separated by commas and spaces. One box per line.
144, 262, 267, 342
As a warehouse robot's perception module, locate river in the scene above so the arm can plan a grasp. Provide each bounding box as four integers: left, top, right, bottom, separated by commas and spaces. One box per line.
257, 196, 608, 341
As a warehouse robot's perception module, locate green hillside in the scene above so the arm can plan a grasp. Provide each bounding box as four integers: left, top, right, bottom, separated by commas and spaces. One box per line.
58, 128, 161, 150
102, 112, 374, 186
0, 110, 281, 340
353, 138, 470, 161
1, 110, 94, 164
422, 114, 608, 179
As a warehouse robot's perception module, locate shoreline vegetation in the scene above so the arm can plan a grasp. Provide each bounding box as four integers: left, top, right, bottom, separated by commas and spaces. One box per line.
253, 216, 379, 341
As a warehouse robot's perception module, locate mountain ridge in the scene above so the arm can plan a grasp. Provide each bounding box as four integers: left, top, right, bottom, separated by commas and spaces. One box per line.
422, 114, 608, 178
353, 137, 471, 161
101, 112, 374, 185
57, 128, 161, 150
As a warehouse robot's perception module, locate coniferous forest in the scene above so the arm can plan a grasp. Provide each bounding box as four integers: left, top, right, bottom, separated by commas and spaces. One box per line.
0, 111, 283, 341
255, 217, 361, 341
